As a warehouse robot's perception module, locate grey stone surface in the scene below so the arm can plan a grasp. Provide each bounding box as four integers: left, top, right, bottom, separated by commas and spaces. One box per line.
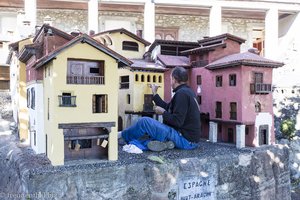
0, 131, 291, 200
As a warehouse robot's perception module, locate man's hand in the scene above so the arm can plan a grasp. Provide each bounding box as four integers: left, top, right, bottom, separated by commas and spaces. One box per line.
154, 106, 165, 115
150, 84, 159, 95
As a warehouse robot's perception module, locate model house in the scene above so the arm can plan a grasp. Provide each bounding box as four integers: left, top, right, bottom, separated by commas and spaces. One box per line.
93, 29, 166, 130
181, 34, 284, 147
18, 24, 132, 165
7, 38, 33, 142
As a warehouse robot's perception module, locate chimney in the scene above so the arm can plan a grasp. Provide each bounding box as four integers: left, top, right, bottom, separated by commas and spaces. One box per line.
248, 48, 260, 55
136, 30, 143, 38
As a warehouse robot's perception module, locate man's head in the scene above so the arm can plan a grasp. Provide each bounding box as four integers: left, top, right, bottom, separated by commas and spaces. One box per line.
171, 66, 188, 89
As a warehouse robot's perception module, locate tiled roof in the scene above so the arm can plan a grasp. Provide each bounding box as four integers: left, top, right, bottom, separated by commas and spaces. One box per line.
130, 59, 166, 72
198, 33, 246, 45
33, 24, 74, 43
157, 54, 190, 67
34, 34, 133, 68
181, 43, 226, 55
93, 28, 151, 46
206, 50, 284, 69
148, 39, 199, 52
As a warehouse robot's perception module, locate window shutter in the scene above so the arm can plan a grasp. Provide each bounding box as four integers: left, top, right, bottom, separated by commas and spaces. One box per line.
92, 95, 96, 113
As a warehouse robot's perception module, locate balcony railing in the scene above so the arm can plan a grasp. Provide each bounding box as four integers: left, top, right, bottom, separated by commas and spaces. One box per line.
67, 76, 104, 85
58, 95, 76, 107
250, 83, 272, 94
191, 60, 209, 68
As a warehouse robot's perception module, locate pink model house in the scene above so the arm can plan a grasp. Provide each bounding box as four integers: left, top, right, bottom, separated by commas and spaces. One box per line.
149, 34, 283, 148
182, 34, 284, 147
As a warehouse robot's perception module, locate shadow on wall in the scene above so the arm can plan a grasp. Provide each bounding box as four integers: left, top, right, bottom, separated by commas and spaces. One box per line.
274, 86, 300, 139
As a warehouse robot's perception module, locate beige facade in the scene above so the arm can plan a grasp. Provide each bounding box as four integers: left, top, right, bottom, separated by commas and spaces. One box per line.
43, 42, 120, 165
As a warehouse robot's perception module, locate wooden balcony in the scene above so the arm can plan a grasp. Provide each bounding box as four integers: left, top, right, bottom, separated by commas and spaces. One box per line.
250, 83, 272, 94
67, 76, 104, 85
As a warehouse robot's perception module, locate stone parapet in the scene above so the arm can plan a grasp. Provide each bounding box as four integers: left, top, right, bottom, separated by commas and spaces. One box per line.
0, 133, 291, 200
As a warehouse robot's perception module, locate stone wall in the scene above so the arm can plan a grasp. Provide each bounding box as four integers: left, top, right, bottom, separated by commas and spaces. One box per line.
0, 132, 291, 200
0, 92, 12, 120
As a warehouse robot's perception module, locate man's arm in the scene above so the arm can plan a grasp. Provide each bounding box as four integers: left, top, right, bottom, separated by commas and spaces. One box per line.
150, 84, 168, 109
162, 92, 188, 128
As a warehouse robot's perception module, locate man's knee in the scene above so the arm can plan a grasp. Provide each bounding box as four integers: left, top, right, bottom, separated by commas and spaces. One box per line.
139, 117, 154, 126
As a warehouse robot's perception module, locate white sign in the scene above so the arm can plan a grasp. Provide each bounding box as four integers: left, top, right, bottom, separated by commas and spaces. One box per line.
178, 176, 215, 200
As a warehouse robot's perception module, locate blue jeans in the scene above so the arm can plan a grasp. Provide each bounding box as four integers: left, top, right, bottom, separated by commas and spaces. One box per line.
122, 117, 198, 150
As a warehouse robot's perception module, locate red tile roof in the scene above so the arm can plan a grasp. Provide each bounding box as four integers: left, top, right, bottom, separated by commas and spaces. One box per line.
198, 33, 246, 45
34, 34, 133, 69
181, 43, 226, 55
157, 54, 190, 67
206, 50, 284, 69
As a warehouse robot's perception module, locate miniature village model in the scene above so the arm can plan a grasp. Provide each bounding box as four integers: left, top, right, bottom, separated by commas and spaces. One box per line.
8, 25, 283, 166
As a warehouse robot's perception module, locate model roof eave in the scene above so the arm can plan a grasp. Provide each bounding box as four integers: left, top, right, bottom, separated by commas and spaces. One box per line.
93, 28, 151, 46
34, 34, 133, 69
198, 33, 246, 45
206, 60, 284, 70
147, 39, 199, 53
33, 24, 74, 43
181, 43, 226, 55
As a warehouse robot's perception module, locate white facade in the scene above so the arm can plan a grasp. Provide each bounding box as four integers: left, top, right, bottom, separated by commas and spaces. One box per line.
27, 82, 45, 154
9, 52, 19, 124
255, 112, 273, 147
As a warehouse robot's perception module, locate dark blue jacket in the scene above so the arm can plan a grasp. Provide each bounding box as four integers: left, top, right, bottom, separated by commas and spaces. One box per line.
153, 84, 201, 142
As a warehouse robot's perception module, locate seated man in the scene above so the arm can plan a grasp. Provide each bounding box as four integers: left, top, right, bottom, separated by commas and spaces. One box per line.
120, 66, 201, 152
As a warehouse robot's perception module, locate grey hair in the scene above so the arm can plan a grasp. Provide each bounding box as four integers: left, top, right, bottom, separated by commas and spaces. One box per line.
172, 66, 188, 83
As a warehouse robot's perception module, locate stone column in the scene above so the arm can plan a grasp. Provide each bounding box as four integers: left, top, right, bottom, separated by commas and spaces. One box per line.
209, 3, 222, 36
144, 0, 155, 44
236, 125, 245, 149
88, 0, 99, 33
209, 121, 217, 143
265, 7, 278, 60
24, 0, 36, 32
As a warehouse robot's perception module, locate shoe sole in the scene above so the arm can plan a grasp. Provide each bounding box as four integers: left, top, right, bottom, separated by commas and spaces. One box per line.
147, 141, 175, 152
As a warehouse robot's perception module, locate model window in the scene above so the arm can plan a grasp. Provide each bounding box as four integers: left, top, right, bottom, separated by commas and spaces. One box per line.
127, 94, 130, 104
197, 95, 202, 105
59, 93, 76, 107
27, 89, 31, 108
255, 102, 261, 112
31, 88, 35, 110
158, 75, 162, 83
67, 59, 104, 84
197, 75, 202, 85
216, 101, 222, 118
92, 94, 107, 113
120, 76, 129, 89
135, 74, 139, 82
216, 75, 222, 87
147, 75, 151, 82
229, 74, 236, 86
230, 102, 237, 120
122, 41, 139, 51
153, 75, 156, 83
141, 75, 145, 82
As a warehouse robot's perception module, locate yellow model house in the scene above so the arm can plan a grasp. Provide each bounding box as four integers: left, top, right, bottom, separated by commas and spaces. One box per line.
93, 28, 165, 130
8, 38, 33, 142
19, 25, 132, 166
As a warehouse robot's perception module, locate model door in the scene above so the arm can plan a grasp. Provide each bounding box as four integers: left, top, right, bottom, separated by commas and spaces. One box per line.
228, 128, 234, 143
259, 125, 269, 145
143, 94, 154, 112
